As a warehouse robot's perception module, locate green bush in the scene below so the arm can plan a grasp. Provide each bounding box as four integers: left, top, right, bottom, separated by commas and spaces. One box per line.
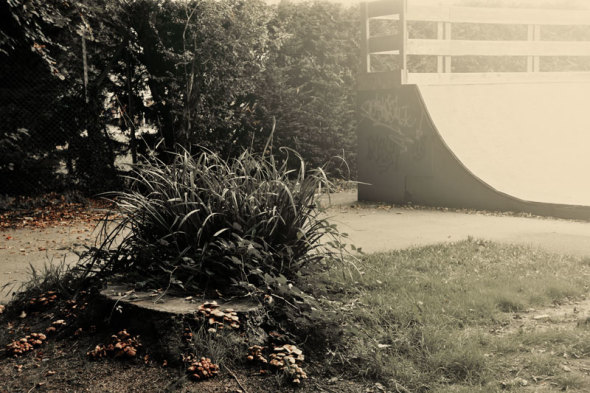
84, 147, 346, 297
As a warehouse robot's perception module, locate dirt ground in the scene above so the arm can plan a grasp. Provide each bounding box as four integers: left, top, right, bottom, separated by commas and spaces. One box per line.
0, 331, 375, 393
0, 320, 373, 393
489, 295, 590, 392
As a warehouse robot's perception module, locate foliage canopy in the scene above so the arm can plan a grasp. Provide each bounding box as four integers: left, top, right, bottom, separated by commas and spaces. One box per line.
1, 0, 360, 195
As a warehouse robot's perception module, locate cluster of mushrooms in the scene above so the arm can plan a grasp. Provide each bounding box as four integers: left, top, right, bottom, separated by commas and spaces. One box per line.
45, 319, 67, 335
182, 327, 194, 343
28, 291, 58, 308
185, 355, 220, 380
196, 301, 240, 331
269, 345, 308, 383
4, 292, 87, 357
247, 344, 307, 384
87, 329, 141, 359
61, 294, 88, 319
6, 333, 47, 356
246, 345, 267, 364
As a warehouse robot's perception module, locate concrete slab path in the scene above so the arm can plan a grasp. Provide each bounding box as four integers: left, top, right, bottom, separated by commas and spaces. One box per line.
321, 190, 590, 257
0, 222, 101, 303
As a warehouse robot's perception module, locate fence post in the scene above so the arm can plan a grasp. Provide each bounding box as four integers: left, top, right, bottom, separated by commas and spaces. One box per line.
360, 2, 371, 74
400, 0, 408, 83
527, 24, 541, 72
436, 21, 452, 73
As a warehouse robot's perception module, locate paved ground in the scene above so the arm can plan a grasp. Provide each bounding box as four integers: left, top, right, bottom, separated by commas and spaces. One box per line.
0, 222, 100, 303
321, 191, 590, 256
2, 190, 590, 303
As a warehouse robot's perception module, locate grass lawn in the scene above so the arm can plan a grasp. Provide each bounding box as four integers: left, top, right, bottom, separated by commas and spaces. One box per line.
315, 238, 590, 392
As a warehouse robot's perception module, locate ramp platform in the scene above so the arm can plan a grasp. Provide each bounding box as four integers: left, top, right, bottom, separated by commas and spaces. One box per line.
358, 0, 590, 220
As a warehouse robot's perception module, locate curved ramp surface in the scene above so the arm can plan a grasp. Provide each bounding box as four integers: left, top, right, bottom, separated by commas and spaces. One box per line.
357, 83, 590, 220
419, 83, 590, 206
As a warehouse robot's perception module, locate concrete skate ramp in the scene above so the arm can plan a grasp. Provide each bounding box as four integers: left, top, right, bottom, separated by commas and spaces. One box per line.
419, 83, 590, 207
357, 82, 590, 220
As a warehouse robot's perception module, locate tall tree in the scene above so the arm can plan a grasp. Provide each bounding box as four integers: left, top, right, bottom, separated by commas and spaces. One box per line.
129, 0, 272, 157
258, 1, 359, 175
0, 0, 140, 193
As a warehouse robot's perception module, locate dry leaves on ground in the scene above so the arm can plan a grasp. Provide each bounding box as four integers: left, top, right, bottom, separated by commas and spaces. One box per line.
0, 193, 117, 230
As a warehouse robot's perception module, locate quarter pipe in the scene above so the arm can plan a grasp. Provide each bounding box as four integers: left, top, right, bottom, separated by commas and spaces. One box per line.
357, 1, 590, 220
358, 83, 590, 220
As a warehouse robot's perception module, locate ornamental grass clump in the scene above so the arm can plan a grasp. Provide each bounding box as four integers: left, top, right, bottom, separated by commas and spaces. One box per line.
84, 147, 345, 297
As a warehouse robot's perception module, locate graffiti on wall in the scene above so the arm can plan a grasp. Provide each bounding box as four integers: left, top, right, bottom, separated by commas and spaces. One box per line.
360, 93, 426, 173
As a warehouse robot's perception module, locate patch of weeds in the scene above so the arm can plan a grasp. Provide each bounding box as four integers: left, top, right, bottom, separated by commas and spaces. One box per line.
6, 259, 69, 296
426, 333, 490, 384
518, 329, 588, 349
1, 259, 84, 319
40, 145, 360, 388
554, 373, 587, 391
545, 285, 578, 302
580, 257, 590, 267
83, 146, 350, 299
495, 296, 525, 313
430, 385, 503, 393
185, 323, 246, 368
571, 334, 590, 357
576, 316, 590, 329
520, 353, 561, 377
